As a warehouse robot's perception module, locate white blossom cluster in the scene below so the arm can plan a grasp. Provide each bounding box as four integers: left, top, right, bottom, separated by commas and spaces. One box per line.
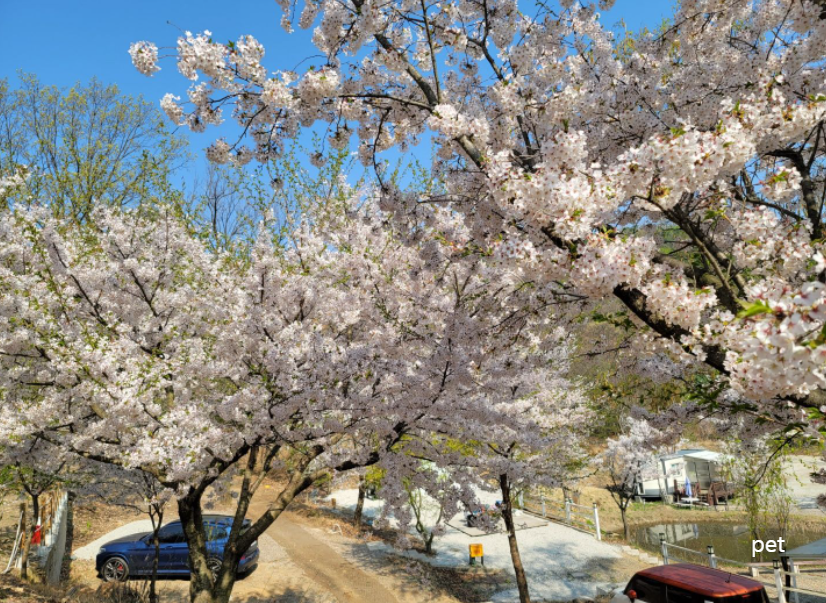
261, 75, 296, 110
131, 0, 826, 429
128, 41, 160, 76
297, 69, 340, 108
728, 206, 812, 277
160, 93, 185, 125
0, 198, 584, 509
0, 167, 28, 199
698, 280, 826, 400
602, 418, 670, 499
570, 236, 653, 297
176, 30, 227, 81
641, 269, 717, 330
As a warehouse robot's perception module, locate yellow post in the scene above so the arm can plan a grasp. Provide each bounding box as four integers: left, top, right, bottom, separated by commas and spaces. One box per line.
469, 543, 484, 566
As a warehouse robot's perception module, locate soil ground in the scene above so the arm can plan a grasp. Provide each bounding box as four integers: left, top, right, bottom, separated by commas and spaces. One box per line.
65, 489, 468, 603
9, 450, 825, 603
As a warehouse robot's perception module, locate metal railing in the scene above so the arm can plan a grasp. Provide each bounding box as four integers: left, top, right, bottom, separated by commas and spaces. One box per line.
522, 494, 602, 541
659, 535, 748, 569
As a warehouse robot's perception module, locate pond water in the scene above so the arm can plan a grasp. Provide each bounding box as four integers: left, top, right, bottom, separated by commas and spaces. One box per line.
634, 521, 826, 564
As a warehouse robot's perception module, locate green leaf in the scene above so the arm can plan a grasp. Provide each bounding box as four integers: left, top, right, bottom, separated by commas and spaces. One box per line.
737, 300, 773, 320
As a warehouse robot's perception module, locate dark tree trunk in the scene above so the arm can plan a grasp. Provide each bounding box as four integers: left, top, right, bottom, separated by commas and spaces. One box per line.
31, 495, 40, 540
20, 492, 40, 580
179, 491, 237, 603
177, 468, 314, 603
174, 445, 338, 603
19, 502, 29, 580
620, 503, 631, 541
149, 506, 163, 603
499, 475, 532, 603
354, 477, 366, 528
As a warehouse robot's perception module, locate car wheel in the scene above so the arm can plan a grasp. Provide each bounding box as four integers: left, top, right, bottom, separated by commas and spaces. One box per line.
101, 557, 130, 582
207, 557, 222, 581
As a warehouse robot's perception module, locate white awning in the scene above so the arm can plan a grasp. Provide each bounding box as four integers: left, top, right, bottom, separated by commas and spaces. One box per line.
683, 450, 723, 463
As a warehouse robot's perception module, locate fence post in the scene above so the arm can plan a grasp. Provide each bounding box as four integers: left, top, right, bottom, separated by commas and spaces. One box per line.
659, 533, 669, 565
565, 499, 571, 524
593, 503, 601, 541
518, 491, 524, 510
773, 561, 787, 603
789, 560, 799, 603
707, 545, 717, 569
749, 565, 759, 578
541, 495, 546, 518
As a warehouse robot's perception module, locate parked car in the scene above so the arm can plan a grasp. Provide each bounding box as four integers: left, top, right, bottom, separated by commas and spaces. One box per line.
611, 564, 770, 603
95, 515, 259, 582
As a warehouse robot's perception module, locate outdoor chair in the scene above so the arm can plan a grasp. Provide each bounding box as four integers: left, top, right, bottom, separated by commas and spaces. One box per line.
707, 481, 732, 506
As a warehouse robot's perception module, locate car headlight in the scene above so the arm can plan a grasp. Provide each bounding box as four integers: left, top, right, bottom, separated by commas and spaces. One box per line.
98, 547, 106, 555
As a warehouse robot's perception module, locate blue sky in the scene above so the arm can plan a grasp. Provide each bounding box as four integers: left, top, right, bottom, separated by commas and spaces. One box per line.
0, 0, 671, 173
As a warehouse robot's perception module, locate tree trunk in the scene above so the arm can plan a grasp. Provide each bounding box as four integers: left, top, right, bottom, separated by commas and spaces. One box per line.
176, 460, 323, 603
425, 532, 434, 555
31, 494, 40, 542
620, 503, 631, 541
354, 477, 366, 528
149, 506, 163, 603
179, 491, 237, 603
20, 492, 41, 580
19, 502, 29, 580
499, 474, 532, 603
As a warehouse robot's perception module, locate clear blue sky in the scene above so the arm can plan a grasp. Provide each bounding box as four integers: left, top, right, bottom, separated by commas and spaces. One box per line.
0, 0, 671, 169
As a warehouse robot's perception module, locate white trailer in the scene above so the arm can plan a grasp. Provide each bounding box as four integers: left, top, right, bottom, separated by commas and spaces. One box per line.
635, 449, 724, 499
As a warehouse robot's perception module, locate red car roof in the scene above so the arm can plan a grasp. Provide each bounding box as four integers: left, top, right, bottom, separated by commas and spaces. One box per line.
634, 564, 766, 596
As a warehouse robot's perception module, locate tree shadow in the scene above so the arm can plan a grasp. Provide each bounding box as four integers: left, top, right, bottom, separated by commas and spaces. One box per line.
233, 588, 319, 603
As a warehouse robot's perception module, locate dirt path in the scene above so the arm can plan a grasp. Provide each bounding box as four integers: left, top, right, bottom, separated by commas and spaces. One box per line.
267, 514, 400, 603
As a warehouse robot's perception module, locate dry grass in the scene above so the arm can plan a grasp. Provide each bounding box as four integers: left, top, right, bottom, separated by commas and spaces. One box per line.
424, 562, 510, 602
71, 502, 146, 549
0, 573, 151, 603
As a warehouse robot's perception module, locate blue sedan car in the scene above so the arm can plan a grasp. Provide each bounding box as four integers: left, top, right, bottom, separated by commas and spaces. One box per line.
95, 515, 259, 582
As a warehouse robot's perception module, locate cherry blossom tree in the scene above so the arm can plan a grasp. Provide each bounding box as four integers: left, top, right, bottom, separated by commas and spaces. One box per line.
132, 0, 826, 438
469, 330, 587, 603
372, 325, 588, 603
0, 195, 572, 603
602, 418, 666, 540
